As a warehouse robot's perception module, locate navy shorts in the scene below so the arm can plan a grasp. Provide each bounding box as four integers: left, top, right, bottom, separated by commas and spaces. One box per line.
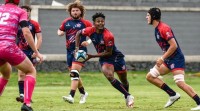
23, 49, 34, 63
66, 48, 87, 68
99, 56, 127, 72
164, 54, 185, 71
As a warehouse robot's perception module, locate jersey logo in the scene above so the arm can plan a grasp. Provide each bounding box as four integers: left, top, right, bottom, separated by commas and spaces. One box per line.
170, 63, 175, 69
166, 32, 171, 37
156, 33, 160, 39
66, 23, 70, 27
29, 25, 32, 30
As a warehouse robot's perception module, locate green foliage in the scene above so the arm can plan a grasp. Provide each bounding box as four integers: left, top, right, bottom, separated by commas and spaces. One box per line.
1, 71, 200, 111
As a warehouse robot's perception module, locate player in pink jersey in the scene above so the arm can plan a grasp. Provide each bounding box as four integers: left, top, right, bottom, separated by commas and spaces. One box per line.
0, 0, 43, 111
16, 5, 43, 104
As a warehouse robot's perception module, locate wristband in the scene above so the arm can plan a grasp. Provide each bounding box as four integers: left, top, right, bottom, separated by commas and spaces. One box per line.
87, 39, 92, 44
161, 57, 164, 61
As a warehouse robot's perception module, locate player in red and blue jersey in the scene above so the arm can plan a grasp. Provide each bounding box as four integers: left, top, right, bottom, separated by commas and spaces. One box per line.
57, 1, 92, 104
0, 0, 43, 111
16, 5, 43, 104
75, 12, 134, 108
146, 7, 200, 110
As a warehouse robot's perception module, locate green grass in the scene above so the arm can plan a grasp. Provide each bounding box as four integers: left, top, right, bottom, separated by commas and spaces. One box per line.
0, 71, 200, 111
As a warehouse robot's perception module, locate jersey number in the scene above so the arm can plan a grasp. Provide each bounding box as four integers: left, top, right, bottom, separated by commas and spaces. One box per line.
0, 12, 10, 25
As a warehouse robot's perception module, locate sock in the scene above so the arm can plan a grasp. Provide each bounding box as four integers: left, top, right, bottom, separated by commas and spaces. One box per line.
123, 82, 129, 92
18, 81, 24, 95
161, 83, 176, 96
0, 77, 8, 96
111, 79, 130, 98
78, 87, 85, 94
193, 94, 200, 105
24, 75, 36, 105
70, 90, 76, 97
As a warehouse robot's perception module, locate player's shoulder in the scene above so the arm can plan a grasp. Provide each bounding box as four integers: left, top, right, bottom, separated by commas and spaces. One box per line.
104, 28, 114, 37
159, 22, 171, 29
29, 19, 39, 24
62, 17, 73, 23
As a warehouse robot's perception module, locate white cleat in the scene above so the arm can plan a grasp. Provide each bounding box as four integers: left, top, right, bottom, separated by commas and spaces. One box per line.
79, 92, 88, 104
191, 105, 200, 110
126, 95, 134, 108
62, 95, 74, 104
164, 93, 180, 108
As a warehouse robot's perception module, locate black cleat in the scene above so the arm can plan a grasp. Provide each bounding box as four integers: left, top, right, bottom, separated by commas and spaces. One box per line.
16, 96, 24, 103
21, 104, 33, 111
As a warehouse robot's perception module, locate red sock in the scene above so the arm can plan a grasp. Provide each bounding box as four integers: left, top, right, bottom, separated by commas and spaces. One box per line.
24, 75, 36, 105
0, 77, 8, 96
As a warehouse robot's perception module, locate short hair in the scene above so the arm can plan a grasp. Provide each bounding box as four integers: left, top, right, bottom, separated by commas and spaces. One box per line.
21, 5, 32, 12
67, 1, 85, 18
92, 12, 105, 22
148, 7, 161, 20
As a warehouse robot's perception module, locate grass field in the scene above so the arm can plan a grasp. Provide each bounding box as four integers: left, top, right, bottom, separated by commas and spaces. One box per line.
0, 71, 200, 111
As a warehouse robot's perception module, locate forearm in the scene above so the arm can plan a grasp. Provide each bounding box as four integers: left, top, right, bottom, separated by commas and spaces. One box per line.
162, 45, 177, 59
75, 30, 81, 49
36, 33, 42, 50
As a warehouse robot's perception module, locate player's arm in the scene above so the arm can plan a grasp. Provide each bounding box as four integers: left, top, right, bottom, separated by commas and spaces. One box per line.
156, 38, 177, 67
35, 33, 42, 50
57, 29, 65, 36
75, 30, 82, 51
81, 39, 92, 47
20, 20, 43, 62
162, 38, 177, 59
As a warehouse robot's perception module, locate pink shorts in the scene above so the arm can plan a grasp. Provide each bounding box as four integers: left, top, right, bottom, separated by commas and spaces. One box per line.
0, 41, 26, 66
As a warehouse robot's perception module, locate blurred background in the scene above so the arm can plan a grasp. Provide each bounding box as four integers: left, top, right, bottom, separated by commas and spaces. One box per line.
1, 0, 200, 71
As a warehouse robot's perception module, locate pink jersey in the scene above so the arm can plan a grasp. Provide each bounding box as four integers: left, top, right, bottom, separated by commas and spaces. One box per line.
0, 4, 27, 42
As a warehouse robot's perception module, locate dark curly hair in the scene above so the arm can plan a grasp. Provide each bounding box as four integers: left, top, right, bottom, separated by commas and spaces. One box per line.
67, 1, 85, 18
21, 5, 32, 12
92, 12, 105, 22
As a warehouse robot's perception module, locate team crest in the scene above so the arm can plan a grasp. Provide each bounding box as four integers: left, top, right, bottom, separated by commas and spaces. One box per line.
166, 32, 171, 37
156, 33, 160, 39
122, 65, 126, 70
29, 25, 32, 30
170, 63, 175, 69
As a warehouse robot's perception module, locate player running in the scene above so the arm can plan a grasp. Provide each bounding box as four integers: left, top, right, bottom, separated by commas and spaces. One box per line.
57, 1, 92, 104
145, 7, 200, 110
0, 0, 43, 111
75, 12, 134, 108
16, 5, 43, 103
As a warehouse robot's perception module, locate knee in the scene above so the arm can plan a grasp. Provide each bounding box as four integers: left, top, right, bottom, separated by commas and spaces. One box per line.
70, 70, 80, 80
174, 74, 185, 88
103, 72, 114, 81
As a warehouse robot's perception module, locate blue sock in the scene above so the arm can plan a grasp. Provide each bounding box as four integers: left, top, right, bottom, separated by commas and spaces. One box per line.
111, 79, 129, 98
18, 81, 24, 95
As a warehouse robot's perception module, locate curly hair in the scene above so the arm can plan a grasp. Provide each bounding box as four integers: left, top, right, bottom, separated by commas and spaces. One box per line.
21, 5, 32, 12
92, 12, 105, 22
67, 1, 85, 18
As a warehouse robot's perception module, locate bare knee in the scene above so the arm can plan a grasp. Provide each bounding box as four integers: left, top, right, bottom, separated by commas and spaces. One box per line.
0, 63, 12, 79
146, 73, 154, 82
103, 71, 114, 81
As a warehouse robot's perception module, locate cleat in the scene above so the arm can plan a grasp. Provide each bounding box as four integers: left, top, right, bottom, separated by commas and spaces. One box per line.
62, 95, 74, 104
16, 94, 24, 103
16, 94, 33, 103
79, 92, 88, 104
16, 96, 24, 103
126, 95, 134, 108
191, 105, 200, 110
164, 93, 180, 108
21, 104, 33, 111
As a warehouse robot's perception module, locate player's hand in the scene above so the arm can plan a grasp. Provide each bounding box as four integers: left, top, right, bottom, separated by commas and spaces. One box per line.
156, 57, 164, 67
81, 41, 89, 47
32, 52, 44, 63
83, 54, 93, 62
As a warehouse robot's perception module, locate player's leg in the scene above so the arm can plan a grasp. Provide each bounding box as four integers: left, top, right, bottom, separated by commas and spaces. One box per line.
15, 57, 36, 110
78, 78, 88, 104
16, 70, 25, 103
16, 50, 34, 103
172, 70, 200, 110
146, 65, 180, 108
0, 62, 12, 96
102, 63, 133, 107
